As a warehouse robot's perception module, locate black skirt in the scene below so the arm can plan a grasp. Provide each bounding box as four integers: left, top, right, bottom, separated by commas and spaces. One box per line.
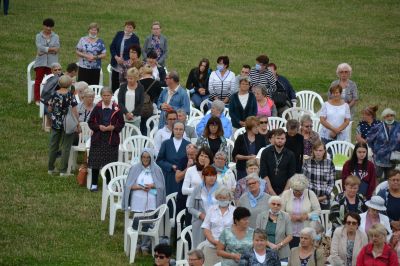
88, 137, 119, 169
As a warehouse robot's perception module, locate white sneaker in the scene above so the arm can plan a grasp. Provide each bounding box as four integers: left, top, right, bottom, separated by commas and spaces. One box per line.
60, 172, 72, 177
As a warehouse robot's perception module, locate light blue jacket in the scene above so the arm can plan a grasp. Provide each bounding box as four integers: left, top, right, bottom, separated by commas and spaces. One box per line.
157, 86, 190, 128
195, 113, 233, 138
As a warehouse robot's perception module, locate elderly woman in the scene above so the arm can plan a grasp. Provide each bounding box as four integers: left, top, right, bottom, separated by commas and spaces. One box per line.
33, 18, 60, 105
117, 67, 144, 127
143, 21, 168, 66
359, 196, 392, 238
208, 56, 236, 105
234, 159, 268, 202
329, 63, 359, 119
73, 81, 89, 103
196, 99, 233, 138
342, 142, 377, 199
232, 116, 267, 180
257, 115, 270, 142
390, 222, 400, 265
186, 58, 211, 109
202, 187, 236, 266
196, 116, 228, 156
77, 88, 95, 122
239, 229, 281, 266
368, 108, 400, 179
122, 149, 165, 253
378, 169, 400, 222
356, 223, 399, 265
309, 220, 331, 259
281, 174, 321, 248
109, 21, 140, 91
330, 175, 367, 234
302, 140, 335, 209
75, 22, 106, 85
213, 151, 236, 191
288, 227, 325, 266
355, 105, 380, 144
300, 114, 320, 158
253, 84, 277, 117
217, 207, 254, 266
47, 75, 79, 176
119, 44, 144, 86
328, 212, 368, 266
285, 119, 304, 173
229, 76, 258, 129
188, 165, 219, 248
320, 84, 351, 144
238, 173, 271, 229
256, 196, 293, 260
87, 87, 124, 190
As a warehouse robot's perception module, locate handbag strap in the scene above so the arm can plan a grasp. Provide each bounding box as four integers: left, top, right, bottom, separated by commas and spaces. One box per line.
382, 122, 389, 141
314, 249, 317, 266
142, 80, 157, 94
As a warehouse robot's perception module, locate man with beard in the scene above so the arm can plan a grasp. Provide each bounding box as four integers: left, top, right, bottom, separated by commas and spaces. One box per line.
260, 128, 296, 195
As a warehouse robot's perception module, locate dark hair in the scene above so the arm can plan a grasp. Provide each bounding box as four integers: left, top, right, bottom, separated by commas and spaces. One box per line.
198, 58, 210, 83
253, 228, 268, 240
388, 169, 400, 179
273, 128, 286, 137
256, 55, 269, 65
286, 119, 300, 130
66, 63, 78, 73
266, 129, 275, 140
147, 50, 158, 59
154, 243, 172, 258
204, 116, 224, 138
43, 18, 55, 27
233, 207, 251, 224
344, 212, 361, 226
329, 84, 343, 94
217, 56, 229, 67
242, 64, 251, 70
348, 142, 368, 173
202, 165, 217, 177
165, 110, 178, 120
195, 147, 214, 170
129, 44, 142, 58
198, 58, 210, 72
267, 62, 277, 70
125, 20, 136, 29
312, 140, 327, 160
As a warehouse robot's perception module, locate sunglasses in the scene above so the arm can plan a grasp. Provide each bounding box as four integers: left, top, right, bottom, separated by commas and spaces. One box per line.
259, 121, 268, 124
154, 254, 166, 259
346, 221, 358, 226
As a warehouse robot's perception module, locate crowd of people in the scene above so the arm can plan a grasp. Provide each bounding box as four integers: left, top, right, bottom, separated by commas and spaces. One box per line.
33, 17, 400, 266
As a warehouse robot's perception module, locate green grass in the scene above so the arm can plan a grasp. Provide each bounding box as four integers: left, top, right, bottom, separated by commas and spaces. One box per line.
0, 0, 399, 265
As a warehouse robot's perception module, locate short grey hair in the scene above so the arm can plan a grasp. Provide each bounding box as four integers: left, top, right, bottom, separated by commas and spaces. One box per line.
211, 100, 225, 114
268, 195, 282, 205
168, 70, 179, 83
58, 75, 72, 88
245, 173, 260, 183
186, 143, 197, 152
300, 114, 313, 126
238, 75, 251, 84
289, 174, 309, 191
300, 227, 317, 240
215, 186, 233, 200
75, 81, 89, 93
173, 121, 185, 129
51, 62, 62, 69
336, 63, 352, 77
252, 85, 268, 97
100, 87, 113, 95
381, 108, 396, 118
214, 151, 227, 160
82, 88, 95, 98
187, 249, 204, 261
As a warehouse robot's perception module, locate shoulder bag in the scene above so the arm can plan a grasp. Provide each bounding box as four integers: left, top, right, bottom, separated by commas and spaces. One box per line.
140, 80, 157, 118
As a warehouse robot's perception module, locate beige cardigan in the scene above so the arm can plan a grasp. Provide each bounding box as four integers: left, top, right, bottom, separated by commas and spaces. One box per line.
256, 210, 293, 259
328, 226, 368, 266
281, 189, 321, 235
288, 247, 325, 266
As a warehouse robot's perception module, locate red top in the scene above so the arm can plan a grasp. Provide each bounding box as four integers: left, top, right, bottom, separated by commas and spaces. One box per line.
356, 243, 398, 266
342, 160, 377, 199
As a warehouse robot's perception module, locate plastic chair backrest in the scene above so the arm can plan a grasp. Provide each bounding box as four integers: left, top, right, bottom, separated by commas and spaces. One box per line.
268, 117, 287, 131
108, 175, 127, 199
27, 61, 35, 103
107, 64, 112, 88
281, 107, 314, 121
77, 122, 92, 148
113, 88, 119, 104
101, 162, 131, 184
311, 117, 322, 133
319, 210, 332, 235
166, 192, 177, 223
179, 225, 193, 260
120, 123, 142, 145
199, 99, 209, 114
122, 135, 155, 164
88, 85, 103, 98
226, 139, 235, 162
233, 127, 246, 141
296, 90, 324, 114
187, 116, 203, 131
176, 209, 186, 239
189, 107, 204, 120
335, 179, 343, 194
146, 115, 160, 137
256, 147, 266, 160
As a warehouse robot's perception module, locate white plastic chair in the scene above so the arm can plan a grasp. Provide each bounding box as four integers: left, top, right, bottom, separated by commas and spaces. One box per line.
268, 117, 287, 131
311, 117, 322, 133
27, 61, 35, 103
189, 107, 204, 120
374, 181, 388, 195
335, 179, 343, 194
199, 99, 210, 114
187, 116, 203, 131
146, 115, 160, 137
148, 127, 158, 140
319, 210, 332, 236
89, 84, 103, 98
122, 135, 155, 164
108, 175, 127, 235
326, 141, 355, 171
164, 192, 177, 239
176, 209, 186, 240
67, 122, 92, 174
126, 204, 168, 264
256, 147, 267, 163
100, 162, 131, 221
281, 107, 313, 121
119, 124, 142, 161
107, 64, 112, 88
176, 225, 193, 261
233, 127, 246, 141
113, 88, 119, 104
226, 139, 235, 162
176, 260, 189, 266
296, 90, 324, 114
99, 67, 104, 86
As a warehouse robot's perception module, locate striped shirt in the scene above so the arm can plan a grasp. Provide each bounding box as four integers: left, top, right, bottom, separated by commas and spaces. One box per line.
208, 70, 236, 101
302, 158, 335, 206
249, 68, 277, 97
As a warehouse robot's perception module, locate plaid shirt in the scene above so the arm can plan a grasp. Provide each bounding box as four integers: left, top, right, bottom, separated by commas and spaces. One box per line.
302, 158, 335, 205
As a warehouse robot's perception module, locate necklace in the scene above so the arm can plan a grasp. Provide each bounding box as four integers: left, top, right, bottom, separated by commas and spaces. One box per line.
274, 151, 284, 175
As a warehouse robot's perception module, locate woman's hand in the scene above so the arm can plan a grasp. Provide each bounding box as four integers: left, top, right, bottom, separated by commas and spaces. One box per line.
99, 125, 107, 132
86, 54, 95, 62
232, 253, 241, 262
199, 213, 206, 220
269, 242, 279, 250
126, 113, 134, 120
198, 88, 206, 95
115, 55, 124, 65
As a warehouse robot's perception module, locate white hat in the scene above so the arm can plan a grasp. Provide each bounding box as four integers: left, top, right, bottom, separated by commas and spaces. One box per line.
365, 196, 386, 211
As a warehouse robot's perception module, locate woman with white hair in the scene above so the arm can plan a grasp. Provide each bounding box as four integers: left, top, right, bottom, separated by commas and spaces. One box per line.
77, 88, 95, 122
329, 63, 358, 119
368, 108, 400, 179
281, 174, 321, 248
238, 173, 271, 228
288, 227, 325, 266
256, 196, 293, 260
73, 81, 89, 103
201, 186, 235, 266
213, 151, 237, 191
359, 196, 392, 238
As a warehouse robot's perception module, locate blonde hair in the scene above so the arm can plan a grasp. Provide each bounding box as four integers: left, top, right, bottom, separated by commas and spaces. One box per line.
58, 75, 72, 88
88, 22, 99, 32
126, 67, 139, 80
344, 175, 361, 186
142, 64, 153, 75
367, 223, 387, 238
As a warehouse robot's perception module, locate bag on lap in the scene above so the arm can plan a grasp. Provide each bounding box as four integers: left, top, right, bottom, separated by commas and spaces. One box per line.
272, 80, 288, 108
40, 75, 60, 105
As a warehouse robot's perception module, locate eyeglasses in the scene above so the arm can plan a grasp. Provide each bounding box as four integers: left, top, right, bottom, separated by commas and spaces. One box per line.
346, 221, 358, 226
154, 254, 166, 259
259, 121, 268, 124
247, 182, 258, 186
189, 258, 201, 262
303, 125, 313, 128
271, 203, 281, 206
54, 69, 62, 71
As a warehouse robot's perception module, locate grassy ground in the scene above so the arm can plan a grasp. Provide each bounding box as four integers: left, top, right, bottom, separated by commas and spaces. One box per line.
0, 0, 399, 265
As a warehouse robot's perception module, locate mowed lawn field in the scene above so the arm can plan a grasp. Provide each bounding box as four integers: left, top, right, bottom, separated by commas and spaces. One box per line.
0, 1, 399, 265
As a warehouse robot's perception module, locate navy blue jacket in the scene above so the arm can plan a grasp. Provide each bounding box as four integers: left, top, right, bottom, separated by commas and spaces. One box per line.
229, 92, 257, 128
110, 31, 140, 68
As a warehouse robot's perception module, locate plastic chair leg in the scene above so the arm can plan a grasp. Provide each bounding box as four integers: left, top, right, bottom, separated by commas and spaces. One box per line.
109, 202, 116, 236
86, 169, 92, 190
129, 231, 139, 264
101, 190, 109, 221
67, 150, 74, 174
176, 239, 183, 261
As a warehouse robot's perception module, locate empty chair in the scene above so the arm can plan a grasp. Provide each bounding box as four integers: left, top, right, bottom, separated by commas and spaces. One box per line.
67, 122, 92, 174
108, 175, 127, 235
122, 135, 155, 164
281, 107, 314, 121
164, 192, 177, 239
189, 107, 204, 120
268, 117, 287, 131
326, 141, 355, 171
27, 61, 35, 103
296, 90, 324, 114
176, 209, 186, 240
89, 84, 103, 103
176, 225, 193, 261
319, 209, 332, 236
119, 123, 142, 161
146, 115, 160, 137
